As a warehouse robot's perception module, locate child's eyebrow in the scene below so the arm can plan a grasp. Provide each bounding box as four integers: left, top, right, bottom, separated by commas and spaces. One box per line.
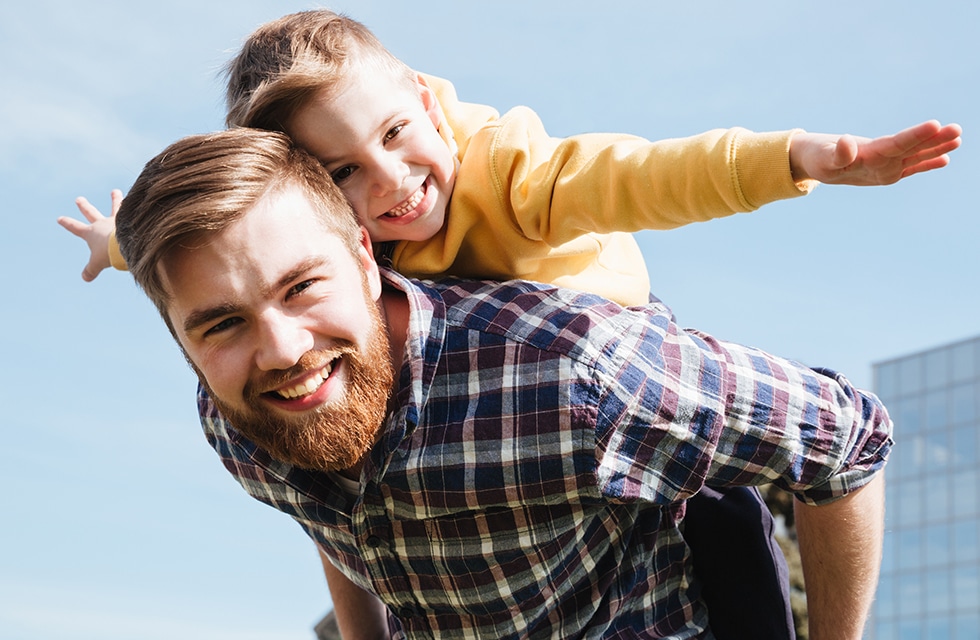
316, 105, 415, 166
315, 149, 344, 166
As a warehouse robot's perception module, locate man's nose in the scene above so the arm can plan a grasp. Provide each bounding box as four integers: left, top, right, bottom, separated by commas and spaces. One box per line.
254, 311, 314, 372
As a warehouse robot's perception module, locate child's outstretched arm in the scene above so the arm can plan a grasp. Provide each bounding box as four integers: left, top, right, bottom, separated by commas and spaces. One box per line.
57, 189, 123, 282
789, 120, 961, 185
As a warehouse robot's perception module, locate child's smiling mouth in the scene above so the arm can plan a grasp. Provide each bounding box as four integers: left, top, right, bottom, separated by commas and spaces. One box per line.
384, 181, 427, 219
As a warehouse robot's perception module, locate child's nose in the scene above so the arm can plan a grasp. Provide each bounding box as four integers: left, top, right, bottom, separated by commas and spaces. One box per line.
369, 154, 408, 198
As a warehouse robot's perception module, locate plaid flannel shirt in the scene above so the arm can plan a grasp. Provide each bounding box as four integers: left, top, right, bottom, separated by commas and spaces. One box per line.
199, 269, 892, 639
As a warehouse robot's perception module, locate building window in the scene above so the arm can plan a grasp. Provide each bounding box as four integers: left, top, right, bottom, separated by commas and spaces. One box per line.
871, 336, 980, 637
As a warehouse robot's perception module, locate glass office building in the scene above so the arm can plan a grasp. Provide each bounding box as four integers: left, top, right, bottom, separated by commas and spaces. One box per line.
866, 336, 980, 639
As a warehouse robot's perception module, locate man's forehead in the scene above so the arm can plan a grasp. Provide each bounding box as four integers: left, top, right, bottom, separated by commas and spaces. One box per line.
160, 188, 347, 304
194, 184, 337, 255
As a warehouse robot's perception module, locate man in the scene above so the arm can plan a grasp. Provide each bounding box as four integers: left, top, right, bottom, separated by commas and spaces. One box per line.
115, 128, 892, 639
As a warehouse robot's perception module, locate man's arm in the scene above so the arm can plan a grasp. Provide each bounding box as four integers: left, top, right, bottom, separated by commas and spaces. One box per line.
319, 549, 390, 640
794, 473, 886, 640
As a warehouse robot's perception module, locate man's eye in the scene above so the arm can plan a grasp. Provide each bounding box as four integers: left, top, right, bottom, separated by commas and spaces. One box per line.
331, 166, 356, 183
204, 317, 242, 337
383, 124, 404, 144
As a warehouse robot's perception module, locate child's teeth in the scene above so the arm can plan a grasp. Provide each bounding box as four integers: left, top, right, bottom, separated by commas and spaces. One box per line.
389, 186, 424, 217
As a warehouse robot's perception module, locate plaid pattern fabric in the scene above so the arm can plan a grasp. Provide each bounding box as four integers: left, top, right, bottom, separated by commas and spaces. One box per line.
199, 270, 892, 639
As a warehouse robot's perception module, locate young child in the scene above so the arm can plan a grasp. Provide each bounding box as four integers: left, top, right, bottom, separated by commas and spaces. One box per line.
61, 11, 960, 295
59, 10, 959, 639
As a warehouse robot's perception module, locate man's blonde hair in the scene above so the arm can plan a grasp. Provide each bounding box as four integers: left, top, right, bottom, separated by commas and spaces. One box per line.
225, 9, 417, 132
115, 128, 361, 331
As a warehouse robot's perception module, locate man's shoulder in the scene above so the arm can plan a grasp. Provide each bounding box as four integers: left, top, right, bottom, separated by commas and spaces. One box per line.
422, 277, 644, 359
385, 268, 672, 369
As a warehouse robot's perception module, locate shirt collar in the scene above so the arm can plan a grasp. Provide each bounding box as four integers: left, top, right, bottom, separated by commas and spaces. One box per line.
364, 269, 449, 477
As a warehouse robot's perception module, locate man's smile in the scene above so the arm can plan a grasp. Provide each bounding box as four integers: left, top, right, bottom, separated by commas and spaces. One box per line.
266, 357, 341, 403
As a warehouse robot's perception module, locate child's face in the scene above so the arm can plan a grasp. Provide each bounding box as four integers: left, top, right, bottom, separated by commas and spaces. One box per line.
287, 71, 456, 244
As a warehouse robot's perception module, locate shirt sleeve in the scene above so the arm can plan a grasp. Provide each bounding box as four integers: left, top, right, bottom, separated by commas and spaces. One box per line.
592, 308, 893, 507
481, 107, 816, 245
107, 230, 129, 271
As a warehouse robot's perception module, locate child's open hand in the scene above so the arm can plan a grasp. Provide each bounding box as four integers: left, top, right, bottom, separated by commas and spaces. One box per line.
57, 189, 123, 282
790, 120, 962, 186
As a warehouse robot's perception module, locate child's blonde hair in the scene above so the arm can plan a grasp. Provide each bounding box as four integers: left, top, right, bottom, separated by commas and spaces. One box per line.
225, 9, 417, 133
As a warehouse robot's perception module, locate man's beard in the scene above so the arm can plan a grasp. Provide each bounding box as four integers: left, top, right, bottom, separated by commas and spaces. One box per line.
204, 302, 394, 474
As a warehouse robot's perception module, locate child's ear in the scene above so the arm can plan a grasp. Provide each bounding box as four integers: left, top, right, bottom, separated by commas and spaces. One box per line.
416, 74, 444, 130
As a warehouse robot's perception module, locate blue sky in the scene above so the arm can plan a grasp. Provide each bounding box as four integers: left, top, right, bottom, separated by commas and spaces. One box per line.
2, 1, 976, 638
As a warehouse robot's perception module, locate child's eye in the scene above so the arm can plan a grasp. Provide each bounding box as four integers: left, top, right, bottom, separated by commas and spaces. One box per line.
331, 165, 356, 183
383, 124, 404, 144
288, 279, 316, 298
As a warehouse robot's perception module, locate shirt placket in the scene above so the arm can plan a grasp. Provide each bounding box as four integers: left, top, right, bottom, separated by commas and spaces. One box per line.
351, 474, 435, 638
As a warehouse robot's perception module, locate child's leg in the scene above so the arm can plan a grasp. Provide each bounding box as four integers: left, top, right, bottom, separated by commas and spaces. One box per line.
683, 486, 796, 640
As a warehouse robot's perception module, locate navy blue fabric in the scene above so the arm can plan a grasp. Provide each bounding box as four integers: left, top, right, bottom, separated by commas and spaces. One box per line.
685, 486, 796, 640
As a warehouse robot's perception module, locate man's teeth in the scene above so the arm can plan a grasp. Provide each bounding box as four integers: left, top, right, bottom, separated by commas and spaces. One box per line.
278, 363, 334, 399
387, 185, 424, 217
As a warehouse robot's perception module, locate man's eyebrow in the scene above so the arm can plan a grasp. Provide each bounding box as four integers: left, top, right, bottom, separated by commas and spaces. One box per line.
268, 256, 331, 297
181, 256, 332, 335
183, 303, 242, 335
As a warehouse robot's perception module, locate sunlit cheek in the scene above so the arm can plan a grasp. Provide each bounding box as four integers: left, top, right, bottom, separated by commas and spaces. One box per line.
195, 345, 249, 404
176, 335, 213, 383
342, 190, 372, 226
316, 306, 375, 350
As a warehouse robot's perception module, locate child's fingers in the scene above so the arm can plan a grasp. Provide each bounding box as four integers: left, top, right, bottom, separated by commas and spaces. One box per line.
905, 138, 962, 167
917, 124, 962, 156
110, 189, 124, 215
57, 215, 90, 238
74, 196, 106, 222
891, 120, 942, 151
901, 154, 952, 180
888, 121, 960, 158
81, 259, 101, 282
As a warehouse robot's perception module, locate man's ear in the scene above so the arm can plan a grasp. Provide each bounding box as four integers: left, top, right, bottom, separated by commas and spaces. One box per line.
356, 226, 383, 301
416, 74, 444, 130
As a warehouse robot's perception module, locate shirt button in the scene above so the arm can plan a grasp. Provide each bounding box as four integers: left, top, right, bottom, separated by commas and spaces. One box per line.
366, 535, 383, 548
398, 606, 416, 619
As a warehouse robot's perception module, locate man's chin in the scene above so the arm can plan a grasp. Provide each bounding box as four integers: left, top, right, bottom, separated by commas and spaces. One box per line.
213, 396, 382, 473
203, 342, 393, 473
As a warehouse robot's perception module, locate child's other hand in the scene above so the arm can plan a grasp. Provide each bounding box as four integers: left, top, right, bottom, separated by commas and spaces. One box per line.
790, 120, 962, 186
57, 189, 122, 282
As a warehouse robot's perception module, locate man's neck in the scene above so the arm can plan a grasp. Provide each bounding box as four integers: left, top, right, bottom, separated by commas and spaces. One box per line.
379, 289, 409, 378
337, 290, 408, 483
